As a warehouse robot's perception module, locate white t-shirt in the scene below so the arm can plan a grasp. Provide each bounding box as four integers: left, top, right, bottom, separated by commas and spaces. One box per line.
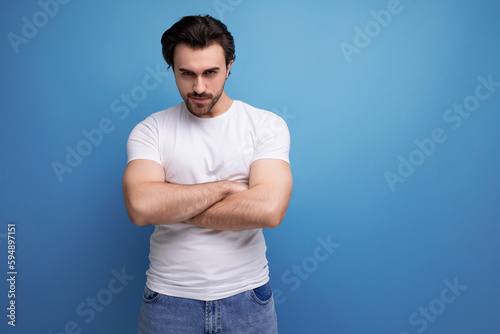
126, 100, 290, 301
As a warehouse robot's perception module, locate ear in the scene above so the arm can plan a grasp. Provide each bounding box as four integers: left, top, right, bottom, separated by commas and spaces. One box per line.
226, 60, 234, 78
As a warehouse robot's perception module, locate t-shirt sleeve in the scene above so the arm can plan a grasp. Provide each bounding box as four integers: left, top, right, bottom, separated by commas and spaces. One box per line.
126, 115, 162, 165
251, 113, 290, 164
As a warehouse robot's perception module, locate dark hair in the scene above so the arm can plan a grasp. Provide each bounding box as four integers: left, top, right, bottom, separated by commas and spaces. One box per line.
161, 15, 236, 70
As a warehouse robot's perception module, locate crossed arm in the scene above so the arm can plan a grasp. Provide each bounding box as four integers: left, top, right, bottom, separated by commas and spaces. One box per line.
122, 158, 293, 231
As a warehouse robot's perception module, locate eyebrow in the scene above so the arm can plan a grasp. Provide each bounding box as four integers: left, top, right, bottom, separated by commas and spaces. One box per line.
178, 67, 221, 73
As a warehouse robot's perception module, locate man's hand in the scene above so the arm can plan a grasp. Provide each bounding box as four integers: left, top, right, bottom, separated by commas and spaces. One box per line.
186, 159, 293, 231
225, 180, 249, 194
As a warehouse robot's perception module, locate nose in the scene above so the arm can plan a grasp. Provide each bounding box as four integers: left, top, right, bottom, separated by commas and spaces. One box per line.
193, 76, 206, 94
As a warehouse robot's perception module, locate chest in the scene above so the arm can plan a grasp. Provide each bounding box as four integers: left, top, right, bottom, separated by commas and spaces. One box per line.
159, 120, 255, 184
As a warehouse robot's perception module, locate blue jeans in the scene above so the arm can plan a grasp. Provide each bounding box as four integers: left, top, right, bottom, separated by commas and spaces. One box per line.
137, 282, 278, 333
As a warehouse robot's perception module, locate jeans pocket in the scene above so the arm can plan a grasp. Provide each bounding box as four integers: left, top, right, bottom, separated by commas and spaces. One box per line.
143, 285, 162, 304
250, 282, 273, 305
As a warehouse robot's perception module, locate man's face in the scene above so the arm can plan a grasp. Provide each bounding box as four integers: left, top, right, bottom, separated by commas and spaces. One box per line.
173, 43, 233, 118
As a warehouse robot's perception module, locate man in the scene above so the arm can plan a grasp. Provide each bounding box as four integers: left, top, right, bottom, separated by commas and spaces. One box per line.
122, 15, 292, 333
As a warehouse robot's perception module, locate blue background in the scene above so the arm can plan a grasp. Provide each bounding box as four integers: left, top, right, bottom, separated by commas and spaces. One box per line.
1, 0, 499, 333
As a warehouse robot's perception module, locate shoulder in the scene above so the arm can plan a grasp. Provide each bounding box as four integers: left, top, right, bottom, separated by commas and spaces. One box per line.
131, 102, 185, 130
142, 102, 184, 123
128, 103, 184, 139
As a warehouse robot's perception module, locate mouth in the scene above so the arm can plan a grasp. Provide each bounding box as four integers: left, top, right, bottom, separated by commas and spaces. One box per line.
191, 97, 208, 104
189, 94, 211, 104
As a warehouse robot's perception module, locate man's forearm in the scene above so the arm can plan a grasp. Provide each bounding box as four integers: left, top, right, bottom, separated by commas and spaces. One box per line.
124, 180, 246, 226
187, 185, 289, 231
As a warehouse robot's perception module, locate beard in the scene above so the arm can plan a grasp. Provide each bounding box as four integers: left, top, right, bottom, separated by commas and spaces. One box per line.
182, 88, 224, 117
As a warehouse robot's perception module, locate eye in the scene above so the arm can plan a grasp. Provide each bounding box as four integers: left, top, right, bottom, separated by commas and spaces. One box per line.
205, 70, 217, 75
181, 71, 193, 76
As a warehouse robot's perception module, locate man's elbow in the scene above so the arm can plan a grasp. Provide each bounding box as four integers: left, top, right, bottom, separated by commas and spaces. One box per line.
123, 196, 151, 227
265, 217, 283, 229
127, 211, 149, 227
125, 207, 148, 227
263, 206, 288, 229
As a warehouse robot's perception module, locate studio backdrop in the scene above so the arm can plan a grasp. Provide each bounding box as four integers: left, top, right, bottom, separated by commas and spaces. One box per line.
1, 0, 499, 333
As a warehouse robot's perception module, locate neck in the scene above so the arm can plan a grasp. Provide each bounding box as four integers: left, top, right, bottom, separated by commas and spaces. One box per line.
211, 92, 233, 117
